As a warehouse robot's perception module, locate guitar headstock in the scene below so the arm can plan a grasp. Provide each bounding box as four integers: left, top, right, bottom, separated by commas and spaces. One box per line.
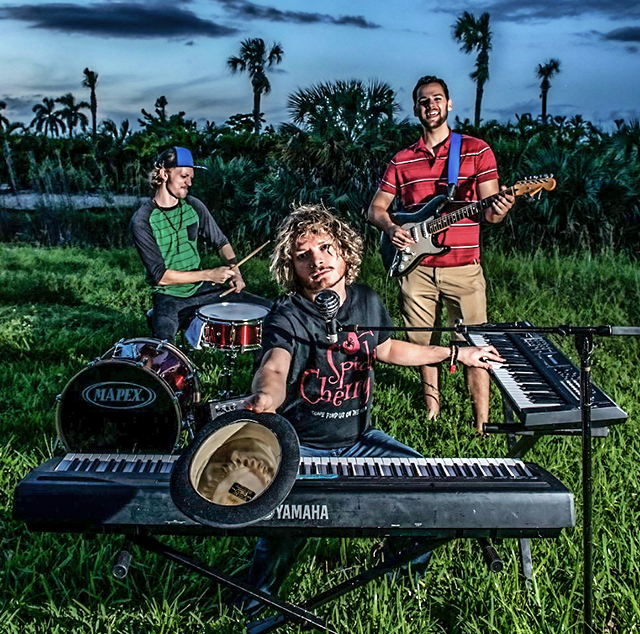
513, 175, 557, 199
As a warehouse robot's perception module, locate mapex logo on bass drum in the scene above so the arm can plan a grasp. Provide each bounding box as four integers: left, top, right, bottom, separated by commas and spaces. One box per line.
82, 382, 157, 409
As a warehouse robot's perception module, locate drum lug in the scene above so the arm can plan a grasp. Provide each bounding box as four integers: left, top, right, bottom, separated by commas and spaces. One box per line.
173, 391, 183, 403
55, 393, 62, 402
87, 357, 100, 367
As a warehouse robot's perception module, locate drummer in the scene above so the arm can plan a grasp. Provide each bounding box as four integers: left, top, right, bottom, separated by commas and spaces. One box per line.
130, 146, 271, 344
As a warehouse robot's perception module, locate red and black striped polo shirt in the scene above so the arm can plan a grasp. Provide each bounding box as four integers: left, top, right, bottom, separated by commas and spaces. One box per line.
379, 131, 498, 267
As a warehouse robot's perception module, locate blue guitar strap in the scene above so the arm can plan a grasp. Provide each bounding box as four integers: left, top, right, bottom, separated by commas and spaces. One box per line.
447, 132, 462, 201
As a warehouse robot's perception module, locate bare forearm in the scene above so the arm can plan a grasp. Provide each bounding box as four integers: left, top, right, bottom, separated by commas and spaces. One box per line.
250, 366, 288, 410
378, 338, 450, 366
368, 201, 396, 233
376, 338, 504, 370
479, 180, 514, 224
244, 348, 292, 413
368, 189, 414, 248
219, 243, 237, 264
158, 269, 208, 285
158, 265, 236, 286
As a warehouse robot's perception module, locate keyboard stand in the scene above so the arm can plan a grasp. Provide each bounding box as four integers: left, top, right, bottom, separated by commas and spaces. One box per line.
129, 532, 332, 633
245, 538, 452, 634
122, 531, 451, 634
492, 388, 609, 585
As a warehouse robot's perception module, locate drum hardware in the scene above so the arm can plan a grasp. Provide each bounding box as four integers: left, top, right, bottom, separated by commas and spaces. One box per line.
218, 348, 239, 398
207, 394, 248, 420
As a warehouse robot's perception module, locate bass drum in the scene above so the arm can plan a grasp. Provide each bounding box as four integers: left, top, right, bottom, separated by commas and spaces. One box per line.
56, 338, 201, 453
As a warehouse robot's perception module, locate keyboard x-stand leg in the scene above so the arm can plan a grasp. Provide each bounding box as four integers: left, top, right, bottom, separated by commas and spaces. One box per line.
501, 399, 538, 584
130, 533, 332, 634
246, 538, 453, 634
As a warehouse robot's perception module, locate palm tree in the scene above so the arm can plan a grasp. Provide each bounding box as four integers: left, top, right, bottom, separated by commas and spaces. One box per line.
287, 79, 400, 142
0, 100, 9, 132
536, 59, 561, 123
101, 118, 131, 144
452, 11, 492, 127
276, 79, 413, 238
154, 95, 168, 121
227, 38, 284, 134
30, 97, 66, 137
55, 92, 90, 137
82, 68, 99, 137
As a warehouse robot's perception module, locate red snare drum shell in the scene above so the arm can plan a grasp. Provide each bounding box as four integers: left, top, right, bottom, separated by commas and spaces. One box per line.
197, 303, 270, 351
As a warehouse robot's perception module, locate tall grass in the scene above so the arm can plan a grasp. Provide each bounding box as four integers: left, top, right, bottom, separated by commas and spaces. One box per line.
1, 245, 639, 633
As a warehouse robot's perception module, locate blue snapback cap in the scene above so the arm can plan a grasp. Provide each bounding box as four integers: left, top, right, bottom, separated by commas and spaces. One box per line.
156, 146, 206, 169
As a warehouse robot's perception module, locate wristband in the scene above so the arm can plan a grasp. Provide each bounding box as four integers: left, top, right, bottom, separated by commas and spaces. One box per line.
449, 344, 459, 374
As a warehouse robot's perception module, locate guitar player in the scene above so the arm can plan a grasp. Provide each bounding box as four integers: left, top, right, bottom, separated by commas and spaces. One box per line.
367, 75, 515, 436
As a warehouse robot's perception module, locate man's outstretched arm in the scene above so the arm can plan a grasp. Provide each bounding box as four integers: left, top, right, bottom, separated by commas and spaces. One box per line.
243, 347, 292, 414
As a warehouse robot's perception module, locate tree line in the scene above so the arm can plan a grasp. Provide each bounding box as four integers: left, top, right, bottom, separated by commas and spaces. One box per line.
0, 15, 639, 257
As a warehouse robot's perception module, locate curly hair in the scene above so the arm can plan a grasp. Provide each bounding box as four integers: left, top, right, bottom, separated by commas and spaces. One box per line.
148, 165, 165, 188
270, 204, 363, 291
148, 147, 177, 188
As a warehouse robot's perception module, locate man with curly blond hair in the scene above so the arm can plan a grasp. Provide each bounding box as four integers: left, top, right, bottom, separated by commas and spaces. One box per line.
131, 146, 270, 343
239, 204, 503, 613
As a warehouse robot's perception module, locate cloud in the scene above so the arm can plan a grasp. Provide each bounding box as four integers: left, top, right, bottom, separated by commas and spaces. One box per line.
214, 0, 380, 29
602, 26, 640, 44
438, 0, 640, 22
0, 2, 239, 38
0, 94, 42, 120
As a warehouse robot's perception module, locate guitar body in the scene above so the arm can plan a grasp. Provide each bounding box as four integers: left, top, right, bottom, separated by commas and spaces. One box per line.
379, 195, 450, 277
377, 175, 557, 278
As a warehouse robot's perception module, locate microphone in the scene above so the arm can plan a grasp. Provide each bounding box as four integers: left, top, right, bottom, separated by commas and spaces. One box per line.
314, 290, 341, 343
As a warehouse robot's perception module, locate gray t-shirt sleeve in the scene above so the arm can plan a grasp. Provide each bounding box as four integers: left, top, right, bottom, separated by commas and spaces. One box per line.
189, 196, 230, 252
130, 200, 166, 285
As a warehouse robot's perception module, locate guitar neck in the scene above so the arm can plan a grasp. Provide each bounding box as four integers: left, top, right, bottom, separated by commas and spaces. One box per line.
426, 187, 513, 234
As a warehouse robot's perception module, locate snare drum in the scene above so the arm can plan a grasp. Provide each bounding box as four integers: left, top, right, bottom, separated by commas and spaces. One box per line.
56, 338, 201, 453
196, 303, 270, 351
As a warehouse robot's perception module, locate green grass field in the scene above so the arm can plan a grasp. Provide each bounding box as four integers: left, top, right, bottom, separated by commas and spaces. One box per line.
1, 244, 639, 633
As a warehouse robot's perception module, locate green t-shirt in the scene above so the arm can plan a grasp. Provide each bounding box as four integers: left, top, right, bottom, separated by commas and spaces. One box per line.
130, 196, 230, 298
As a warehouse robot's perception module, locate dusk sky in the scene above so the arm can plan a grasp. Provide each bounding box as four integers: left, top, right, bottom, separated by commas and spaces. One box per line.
1, 0, 639, 132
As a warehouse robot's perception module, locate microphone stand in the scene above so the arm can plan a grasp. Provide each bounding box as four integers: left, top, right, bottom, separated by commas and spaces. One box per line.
337, 320, 640, 634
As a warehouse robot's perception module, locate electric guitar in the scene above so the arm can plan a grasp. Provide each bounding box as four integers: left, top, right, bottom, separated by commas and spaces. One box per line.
379, 175, 556, 277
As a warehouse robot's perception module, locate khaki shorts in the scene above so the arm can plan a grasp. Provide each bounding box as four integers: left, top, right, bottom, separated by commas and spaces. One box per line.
399, 263, 487, 346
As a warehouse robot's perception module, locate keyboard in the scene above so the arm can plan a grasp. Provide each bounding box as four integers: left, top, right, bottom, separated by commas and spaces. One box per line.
14, 453, 575, 539
465, 323, 627, 429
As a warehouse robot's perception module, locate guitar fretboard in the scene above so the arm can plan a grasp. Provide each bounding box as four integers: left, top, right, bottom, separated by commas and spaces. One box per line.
425, 189, 511, 234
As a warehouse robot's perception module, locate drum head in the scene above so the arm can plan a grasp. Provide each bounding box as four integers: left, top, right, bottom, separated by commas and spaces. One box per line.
170, 410, 300, 528
56, 360, 181, 453
197, 302, 270, 324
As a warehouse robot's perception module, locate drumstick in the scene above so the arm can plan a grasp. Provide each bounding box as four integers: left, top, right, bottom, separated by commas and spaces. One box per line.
220, 240, 271, 297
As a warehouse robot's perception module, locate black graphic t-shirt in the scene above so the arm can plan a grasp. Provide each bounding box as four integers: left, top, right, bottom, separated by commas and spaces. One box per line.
262, 284, 395, 448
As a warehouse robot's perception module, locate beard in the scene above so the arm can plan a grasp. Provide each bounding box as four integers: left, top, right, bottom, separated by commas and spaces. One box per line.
166, 183, 189, 200
297, 266, 347, 295
420, 109, 448, 130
